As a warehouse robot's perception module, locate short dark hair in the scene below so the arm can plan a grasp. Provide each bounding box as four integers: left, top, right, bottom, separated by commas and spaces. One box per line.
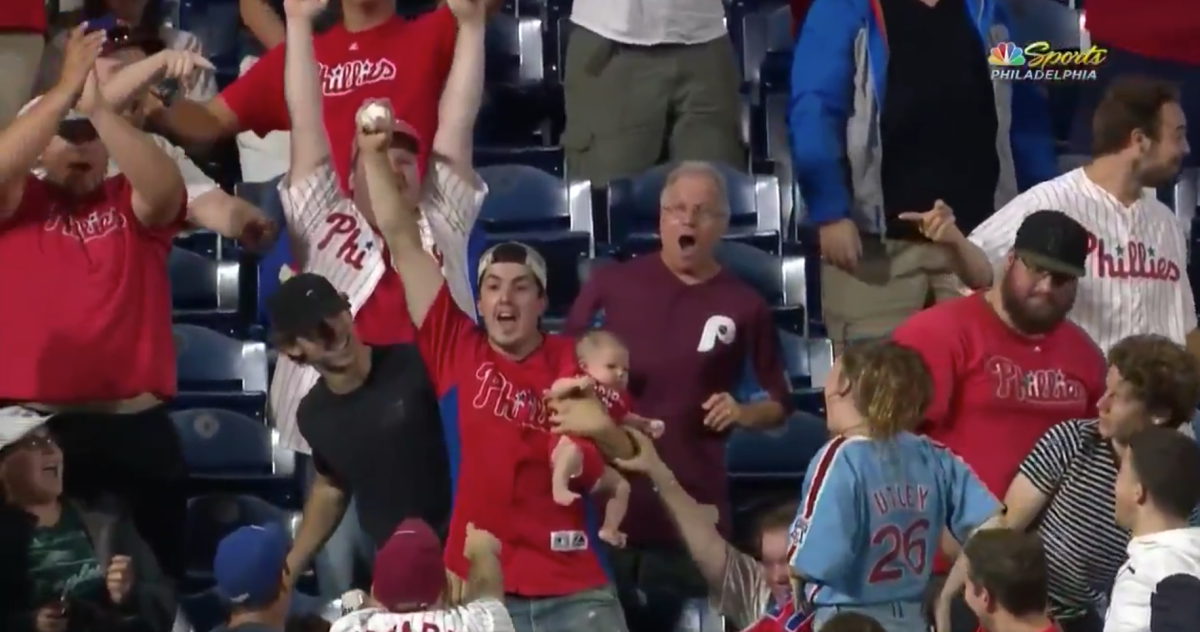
1107, 334, 1200, 428
1091, 75, 1181, 157
820, 612, 886, 632
1127, 427, 1200, 520
963, 530, 1048, 616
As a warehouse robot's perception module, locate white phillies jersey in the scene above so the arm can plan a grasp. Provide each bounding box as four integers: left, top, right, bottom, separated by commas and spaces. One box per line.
268, 159, 485, 453
329, 601, 515, 632
968, 168, 1197, 354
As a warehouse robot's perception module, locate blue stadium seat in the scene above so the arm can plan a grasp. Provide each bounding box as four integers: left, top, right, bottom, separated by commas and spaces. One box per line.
182, 494, 298, 590
755, 93, 801, 234
235, 179, 287, 328
726, 412, 828, 480
779, 329, 833, 393
605, 162, 782, 255
739, 1, 794, 95
173, 325, 269, 418
477, 165, 595, 316
475, 146, 564, 176
178, 0, 242, 85
714, 241, 808, 334
485, 13, 548, 86
172, 408, 298, 505
169, 247, 244, 331
478, 14, 560, 148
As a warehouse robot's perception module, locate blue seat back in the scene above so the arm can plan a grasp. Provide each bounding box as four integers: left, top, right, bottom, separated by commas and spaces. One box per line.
740, 1, 794, 89
485, 14, 547, 86
183, 494, 293, 584
474, 146, 564, 176
715, 241, 784, 306
172, 408, 275, 475
174, 324, 269, 393
727, 412, 828, 480
169, 247, 241, 313
236, 179, 288, 326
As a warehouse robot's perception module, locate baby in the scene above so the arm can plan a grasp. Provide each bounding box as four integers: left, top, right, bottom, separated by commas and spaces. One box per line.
546, 331, 664, 548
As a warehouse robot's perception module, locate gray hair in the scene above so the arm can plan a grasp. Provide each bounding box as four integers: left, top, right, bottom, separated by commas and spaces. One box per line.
662, 161, 731, 216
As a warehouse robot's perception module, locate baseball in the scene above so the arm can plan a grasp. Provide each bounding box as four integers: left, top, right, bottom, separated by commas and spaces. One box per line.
357, 102, 391, 132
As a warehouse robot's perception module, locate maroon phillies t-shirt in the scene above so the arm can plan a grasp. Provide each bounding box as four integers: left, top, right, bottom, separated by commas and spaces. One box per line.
564, 254, 792, 545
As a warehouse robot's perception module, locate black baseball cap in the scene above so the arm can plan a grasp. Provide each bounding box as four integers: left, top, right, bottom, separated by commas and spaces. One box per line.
265, 273, 350, 338
1012, 210, 1090, 278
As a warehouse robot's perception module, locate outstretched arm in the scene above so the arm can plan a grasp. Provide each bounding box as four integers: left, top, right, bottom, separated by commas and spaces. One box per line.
283, 0, 332, 184
431, 0, 488, 175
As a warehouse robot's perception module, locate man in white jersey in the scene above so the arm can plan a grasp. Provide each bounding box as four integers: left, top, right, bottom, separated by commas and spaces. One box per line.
270, 0, 487, 455
330, 518, 514, 632
967, 75, 1195, 357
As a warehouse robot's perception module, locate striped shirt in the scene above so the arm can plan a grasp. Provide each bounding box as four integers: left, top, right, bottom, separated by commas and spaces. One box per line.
968, 168, 1197, 354
329, 601, 515, 632
268, 159, 484, 453
1017, 418, 1126, 618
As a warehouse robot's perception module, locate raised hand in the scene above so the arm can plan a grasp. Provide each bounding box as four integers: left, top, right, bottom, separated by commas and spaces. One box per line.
356, 99, 394, 154
283, 0, 328, 20
57, 26, 107, 97
898, 200, 964, 245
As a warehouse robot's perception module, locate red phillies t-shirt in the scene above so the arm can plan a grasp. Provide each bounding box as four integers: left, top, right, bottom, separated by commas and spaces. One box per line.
220, 8, 457, 191
0, 176, 185, 401
1085, 0, 1200, 64
418, 286, 608, 597
0, 0, 46, 31
892, 295, 1105, 573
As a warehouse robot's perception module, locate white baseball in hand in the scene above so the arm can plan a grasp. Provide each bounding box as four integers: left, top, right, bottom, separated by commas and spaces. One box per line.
357, 102, 391, 133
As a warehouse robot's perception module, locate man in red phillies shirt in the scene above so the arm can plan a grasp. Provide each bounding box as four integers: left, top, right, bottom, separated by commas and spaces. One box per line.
1070, 0, 1200, 167
891, 211, 1105, 623
143, 0, 472, 190
0, 27, 191, 579
352, 109, 640, 631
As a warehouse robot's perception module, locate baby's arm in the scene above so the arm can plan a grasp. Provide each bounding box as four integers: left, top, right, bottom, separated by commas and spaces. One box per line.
623, 412, 665, 438
547, 375, 593, 399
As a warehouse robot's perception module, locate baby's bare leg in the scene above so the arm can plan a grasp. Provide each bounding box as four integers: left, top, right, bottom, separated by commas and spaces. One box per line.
596, 468, 631, 548
550, 436, 583, 506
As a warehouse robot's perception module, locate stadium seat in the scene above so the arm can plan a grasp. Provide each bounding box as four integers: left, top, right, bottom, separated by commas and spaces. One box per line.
171, 408, 298, 505
485, 13, 547, 86
726, 412, 828, 480
605, 162, 782, 255
714, 241, 808, 333
178, 0, 242, 85
738, 1, 794, 96
173, 324, 269, 418
169, 247, 244, 331
475, 146, 564, 176
757, 93, 800, 233
476, 164, 594, 316
779, 329, 833, 393
182, 494, 299, 590
235, 178, 287, 328
478, 14, 560, 148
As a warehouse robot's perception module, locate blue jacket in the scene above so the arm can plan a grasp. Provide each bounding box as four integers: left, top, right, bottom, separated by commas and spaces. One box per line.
788, 0, 1058, 230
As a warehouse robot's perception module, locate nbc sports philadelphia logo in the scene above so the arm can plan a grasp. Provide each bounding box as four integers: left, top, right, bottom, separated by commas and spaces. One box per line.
988, 41, 1107, 82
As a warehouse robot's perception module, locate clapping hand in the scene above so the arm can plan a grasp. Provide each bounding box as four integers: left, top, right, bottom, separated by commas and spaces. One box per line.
56, 26, 107, 100
76, 69, 109, 117
898, 200, 964, 245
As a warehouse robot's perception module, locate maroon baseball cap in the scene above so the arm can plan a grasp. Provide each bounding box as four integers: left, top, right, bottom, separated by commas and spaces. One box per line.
371, 518, 445, 610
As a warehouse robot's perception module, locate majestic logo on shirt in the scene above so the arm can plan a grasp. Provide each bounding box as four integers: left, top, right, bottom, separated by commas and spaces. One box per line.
472, 362, 551, 430
1085, 234, 1181, 281
697, 315, 737, 352
317, 211, 373, 271
987, 357, 1087, 405
44, 207, 127, 242
320, 59, 398, 97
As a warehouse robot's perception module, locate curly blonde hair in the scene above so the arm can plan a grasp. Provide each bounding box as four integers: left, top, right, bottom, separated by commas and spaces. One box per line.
1107, 334, 1200, 428
837, 341, 932, 439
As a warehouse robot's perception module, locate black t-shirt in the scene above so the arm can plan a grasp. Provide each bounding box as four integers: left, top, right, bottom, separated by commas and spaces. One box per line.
880, 0, 999, 237
296, 344, 451, 548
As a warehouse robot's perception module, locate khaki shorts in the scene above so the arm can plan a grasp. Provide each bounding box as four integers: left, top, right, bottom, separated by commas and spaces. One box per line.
821, 237, 959, 354
562, 26, 745, 185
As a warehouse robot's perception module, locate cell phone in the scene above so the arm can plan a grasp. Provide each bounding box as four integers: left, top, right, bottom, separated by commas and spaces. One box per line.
84, 15, 118, 34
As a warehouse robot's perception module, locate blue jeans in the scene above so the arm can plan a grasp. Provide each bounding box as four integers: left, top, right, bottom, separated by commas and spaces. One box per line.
505, 586, 629, 632
814, 602, 926, 632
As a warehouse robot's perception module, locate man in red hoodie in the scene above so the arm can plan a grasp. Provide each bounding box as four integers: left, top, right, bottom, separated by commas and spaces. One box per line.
1069, 2, 1198, 167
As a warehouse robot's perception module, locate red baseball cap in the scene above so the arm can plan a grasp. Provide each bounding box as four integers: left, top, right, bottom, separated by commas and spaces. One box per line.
371, 518, 445, 610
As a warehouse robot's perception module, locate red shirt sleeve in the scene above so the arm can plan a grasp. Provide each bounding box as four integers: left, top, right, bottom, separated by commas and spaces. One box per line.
747, 299, 793, 413
563, 266, 607, 336
218, 45, 288, 137
416, 283, 481, 395
892, 311, 963, 434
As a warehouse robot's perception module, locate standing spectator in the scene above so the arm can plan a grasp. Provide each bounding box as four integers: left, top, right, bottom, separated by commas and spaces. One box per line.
144, 0, 458, 192
562, 161, 793, 631
1070, 1, 1200, 168
37, 0, 217, 101
0, 408, 177, 632
265, 273, 453, 583
0, 27, 190, 580
270, 0, 485, 454
968, 76, 1194, 358
210, 524, 294, 632
954, 530, 1058, 632
891, 211, 1106, 592
1106, 428, 1200, 632
563, 0, 743, 184
0, 0, 45, 128
939, 335, 1200, 632
358, 106, 641, 629
329, 519, 514, 632
791, 0, 1058, 347
789, 342, 1002, 632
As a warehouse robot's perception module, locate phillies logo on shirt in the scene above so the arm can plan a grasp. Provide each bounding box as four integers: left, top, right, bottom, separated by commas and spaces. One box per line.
316, 212, 374, 271
44, 207, 127, 242
320, 59, 398, 97
742, 599, 813, 632
1085, 234, 1181, 281
987, 357, 1087, 404
472, 362, 551, 430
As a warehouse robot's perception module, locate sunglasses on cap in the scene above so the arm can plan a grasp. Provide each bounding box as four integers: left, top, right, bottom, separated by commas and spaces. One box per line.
1018, 256, 1077, 287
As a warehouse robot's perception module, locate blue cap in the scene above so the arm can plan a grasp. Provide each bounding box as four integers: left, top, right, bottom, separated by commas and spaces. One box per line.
213, 523, 289, 607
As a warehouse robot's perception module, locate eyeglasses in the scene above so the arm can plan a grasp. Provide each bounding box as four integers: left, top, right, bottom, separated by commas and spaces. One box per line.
1018, 256, 1077, 287
661, 204, 724, 222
